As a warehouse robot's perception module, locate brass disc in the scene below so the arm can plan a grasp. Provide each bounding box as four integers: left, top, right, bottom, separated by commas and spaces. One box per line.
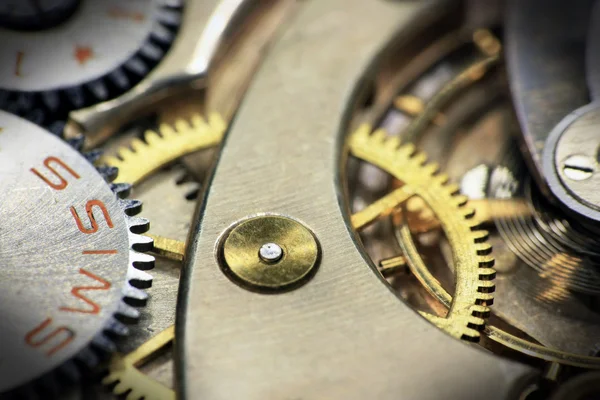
220, 215, 320, 292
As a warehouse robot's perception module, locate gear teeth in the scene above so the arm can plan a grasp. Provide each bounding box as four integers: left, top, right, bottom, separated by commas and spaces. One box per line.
87, 80, 109, 100
478, 255, 495, 268
461, 327, 482, 342
109, 69, 130, 89
116, 302, 141, 323
468, 219, 484, 230
349, 124, 497, 344
475, 242, 492, 255
471, 229, 489, 243
383, 136, 401, 151
420, 163, 439, 177
130, 250, 156, 271
410, 152, 428, 166
127, 216, 150, 234
478, 280, 496, 293
349, 124, 371, 143
445, 183, 460, 195
123, 283, 150, 307
84, 149, 103, 164
470, 304, 491, 318
397, 143, 416, 159
66, 135, 85, 150
371, 128, 388, 144
49, 120, 66, 137
66, 86, 85, 108
42, 91, 60, 111
110, 379, 131, 397
101, 113, 226, 185
432, 173, 449, 185
1, 132, 161, 397
119, 199, 143, 216
475, 293, 494, 305
127, 268, 153, 289
110, 182, 133, 198
126, 56, 150, 76
105, 317, 131, 337
129, 232, 154, 252
97, 165, 119, 181
460, 207, 476, 219
467, 316, 486, 329
75, 347, 100, 370
92, 334, 117, 353
478, 268, 496, 280
117, 144, 136, 160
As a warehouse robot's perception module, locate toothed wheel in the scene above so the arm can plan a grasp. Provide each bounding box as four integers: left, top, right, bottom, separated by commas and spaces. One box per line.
348, 125, 496, 341
0, 0, 182, 127
0, 110, 154, 395
101, 113, 226, 185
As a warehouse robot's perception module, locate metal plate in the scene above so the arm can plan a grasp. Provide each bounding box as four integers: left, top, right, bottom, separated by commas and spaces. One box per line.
0, 111, 130, 392
177, 1, 534, 399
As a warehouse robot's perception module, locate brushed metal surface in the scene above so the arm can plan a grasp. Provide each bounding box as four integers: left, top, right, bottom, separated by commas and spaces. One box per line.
0, 111, 130, 392
505, 0, 591, 190
177, 1, 534, 399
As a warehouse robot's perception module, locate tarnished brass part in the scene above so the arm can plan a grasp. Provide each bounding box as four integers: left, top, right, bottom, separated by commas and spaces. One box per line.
148, 234, 186, 262
221, 216, 320, 291
378, 255, 408, 278
349, 125, 495, 341
101, 113, 226, 185
402, 40, 500, 142
103, 326, 176, 400
394, 95, 446, 126
351, 187, 413, 230
473, 29, 502, 57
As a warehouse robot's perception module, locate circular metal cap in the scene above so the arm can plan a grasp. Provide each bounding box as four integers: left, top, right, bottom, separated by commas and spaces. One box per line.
220, 216, 320, 292
543, 102, 600, 222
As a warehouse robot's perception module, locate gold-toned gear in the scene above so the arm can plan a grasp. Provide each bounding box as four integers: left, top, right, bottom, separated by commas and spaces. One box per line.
102, 325, 175, 400
348, 124, 495, 341
101, 112, 227, 185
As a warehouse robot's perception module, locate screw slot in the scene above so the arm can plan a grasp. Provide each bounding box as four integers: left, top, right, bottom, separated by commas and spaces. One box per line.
562, 155, 596, 181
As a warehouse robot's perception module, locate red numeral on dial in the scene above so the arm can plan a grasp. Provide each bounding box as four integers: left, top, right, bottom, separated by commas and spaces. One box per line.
25, 318, 75, 356
59, 268, 111, 314
31, 156, 80, 190
70, 200, 114, 234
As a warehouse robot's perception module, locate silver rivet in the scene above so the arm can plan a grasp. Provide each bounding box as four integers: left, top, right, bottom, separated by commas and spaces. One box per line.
259, 243, 283, 263
562, 155, 596, 181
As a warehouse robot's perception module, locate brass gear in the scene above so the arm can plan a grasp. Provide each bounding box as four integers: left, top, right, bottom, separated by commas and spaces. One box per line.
102, 325, 175, 400
348, 124, 496, 341
100, 112, 226, 185
366, 148, 600, 369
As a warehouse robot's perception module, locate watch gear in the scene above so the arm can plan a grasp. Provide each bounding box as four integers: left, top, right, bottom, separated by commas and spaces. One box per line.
100, 113, 226, 185
97, 149, 202, 397
348, 124, 495, 341
0, 111, 154, 395
103, 325, 175, 400
0, 0, 182, 126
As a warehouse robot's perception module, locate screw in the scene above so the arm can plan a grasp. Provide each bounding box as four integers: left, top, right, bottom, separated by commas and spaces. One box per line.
562, 155, 596, 181
259, 243, 283, 263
